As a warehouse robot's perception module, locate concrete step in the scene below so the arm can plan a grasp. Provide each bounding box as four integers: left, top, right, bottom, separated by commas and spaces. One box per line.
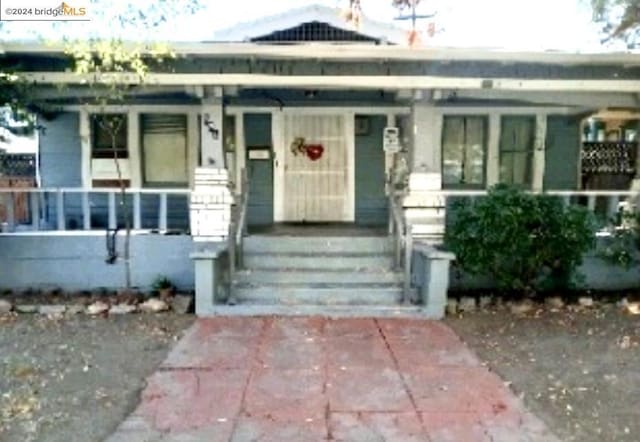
208, 304, 429, 319
235, 268, 403, 284
232, 282, 404, 305
243, 235, 391, 254
243, 252, 393, 269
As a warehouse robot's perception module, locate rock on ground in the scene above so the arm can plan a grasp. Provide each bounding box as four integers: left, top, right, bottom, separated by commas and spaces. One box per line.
109, 304, 138, 315
0, 299, 12, 313
86, 301, 109, 315
38, 305, 66, 316
139, 298, 169, 313
458, 296, 477, 312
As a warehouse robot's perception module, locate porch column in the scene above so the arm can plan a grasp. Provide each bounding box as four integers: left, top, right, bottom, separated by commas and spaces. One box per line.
200, 91, 225, 169
403, 94, 446, 244
410, 95, 441, 176
532, 113, 547, 192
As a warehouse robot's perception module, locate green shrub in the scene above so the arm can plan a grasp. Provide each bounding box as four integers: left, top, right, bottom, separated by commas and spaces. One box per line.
445, 184, 596, 294
598, 210, 640, 269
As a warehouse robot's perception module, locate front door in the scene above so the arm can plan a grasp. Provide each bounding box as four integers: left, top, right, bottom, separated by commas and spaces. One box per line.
279, 113, 353, 222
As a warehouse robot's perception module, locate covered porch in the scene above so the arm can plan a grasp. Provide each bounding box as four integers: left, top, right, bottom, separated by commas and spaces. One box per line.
2, 36, 640, 314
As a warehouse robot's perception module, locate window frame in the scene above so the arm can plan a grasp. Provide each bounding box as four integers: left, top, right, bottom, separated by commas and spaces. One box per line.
499, 115, 536, 189
441, 114, 488, 189
139, 112, 189, 188
90, 113, 129, 159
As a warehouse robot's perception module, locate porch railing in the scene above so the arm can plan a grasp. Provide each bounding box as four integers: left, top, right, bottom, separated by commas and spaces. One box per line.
411, 189, 640, 222
227, 169, 249, 303
0, 187, 191, 233
388, 190, 412, 304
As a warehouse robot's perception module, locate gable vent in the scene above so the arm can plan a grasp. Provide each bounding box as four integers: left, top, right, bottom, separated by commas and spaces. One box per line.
251, 21, 381, 43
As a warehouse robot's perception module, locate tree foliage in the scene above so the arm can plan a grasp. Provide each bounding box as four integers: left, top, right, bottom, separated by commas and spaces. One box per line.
591, 0, 639, 45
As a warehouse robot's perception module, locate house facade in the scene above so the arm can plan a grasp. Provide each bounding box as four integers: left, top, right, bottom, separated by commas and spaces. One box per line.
1, 5, 639, 315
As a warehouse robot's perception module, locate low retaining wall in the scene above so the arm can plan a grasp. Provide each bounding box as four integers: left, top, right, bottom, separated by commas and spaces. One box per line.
448, 254, 640, 292
1, 234, 637, 294
0, 232, 194, 291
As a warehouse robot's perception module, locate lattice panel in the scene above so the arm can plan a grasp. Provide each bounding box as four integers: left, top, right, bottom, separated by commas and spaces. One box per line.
251, 21, 379, 43
0, 154, 36, 177
581, 142, 637, 174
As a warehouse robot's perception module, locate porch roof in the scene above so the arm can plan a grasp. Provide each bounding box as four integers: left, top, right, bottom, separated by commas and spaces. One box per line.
2, 41, 640, 66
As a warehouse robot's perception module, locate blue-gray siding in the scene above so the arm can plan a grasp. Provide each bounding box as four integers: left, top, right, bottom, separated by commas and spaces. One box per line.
355, 114, 388, 225
544, 115, 581, 190
245, 113, 274, 226
40, 112, 82, 187
37, 112, 189, 231
0, 233, 194, 290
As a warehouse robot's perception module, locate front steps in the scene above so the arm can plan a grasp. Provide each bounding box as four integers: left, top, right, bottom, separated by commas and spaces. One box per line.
227, 235, 420, 316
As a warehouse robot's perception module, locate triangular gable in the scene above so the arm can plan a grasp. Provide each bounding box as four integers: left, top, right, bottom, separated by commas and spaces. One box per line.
211, 4, 405, 44
251, 21, 380, 43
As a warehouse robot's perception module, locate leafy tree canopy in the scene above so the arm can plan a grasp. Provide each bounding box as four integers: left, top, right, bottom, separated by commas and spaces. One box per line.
591, 0, 640, 46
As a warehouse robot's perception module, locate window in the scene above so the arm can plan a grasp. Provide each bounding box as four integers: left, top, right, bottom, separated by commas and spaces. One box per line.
442, 116, 487, 188
91, 114, 128, 159
141, 113, 188, 186
499, 116, 535, 188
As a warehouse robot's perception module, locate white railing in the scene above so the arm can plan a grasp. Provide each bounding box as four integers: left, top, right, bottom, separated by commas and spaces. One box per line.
228, 168, 249, 303
0, 187, 191, 233
409, 189, 639, 219
388, 191, 413, 303
405, 189, 640, 244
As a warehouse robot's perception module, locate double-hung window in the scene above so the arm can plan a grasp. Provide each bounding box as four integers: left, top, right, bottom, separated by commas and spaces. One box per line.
499, 116, 535, 188
442, 116, 487, 188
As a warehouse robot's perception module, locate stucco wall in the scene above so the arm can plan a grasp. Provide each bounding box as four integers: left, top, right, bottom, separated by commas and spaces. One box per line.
0, 233, 194, 291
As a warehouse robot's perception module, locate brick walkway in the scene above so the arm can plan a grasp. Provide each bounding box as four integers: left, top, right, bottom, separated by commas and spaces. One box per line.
106, 317, 557, 441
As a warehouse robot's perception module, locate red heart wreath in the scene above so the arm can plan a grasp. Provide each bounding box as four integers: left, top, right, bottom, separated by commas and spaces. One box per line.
305, 144, 324, 161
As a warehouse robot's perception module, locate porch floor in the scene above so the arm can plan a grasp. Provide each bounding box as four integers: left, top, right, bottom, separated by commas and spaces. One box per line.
247, 222, 387, 237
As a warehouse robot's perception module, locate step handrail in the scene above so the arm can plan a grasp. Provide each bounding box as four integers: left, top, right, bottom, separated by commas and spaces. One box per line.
388, 190, 412, 303
227, 168, 249, 303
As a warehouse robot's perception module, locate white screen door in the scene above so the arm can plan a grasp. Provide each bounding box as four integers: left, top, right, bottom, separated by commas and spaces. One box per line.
281, 114, 350, 222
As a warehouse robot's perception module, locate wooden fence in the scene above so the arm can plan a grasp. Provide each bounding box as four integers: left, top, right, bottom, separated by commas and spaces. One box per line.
0, 178, 36, 224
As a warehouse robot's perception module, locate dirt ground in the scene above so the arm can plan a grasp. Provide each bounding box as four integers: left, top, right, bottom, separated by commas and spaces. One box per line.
447, 302, 640, 442
0, 304, 638, 442
0, 313, 194, 442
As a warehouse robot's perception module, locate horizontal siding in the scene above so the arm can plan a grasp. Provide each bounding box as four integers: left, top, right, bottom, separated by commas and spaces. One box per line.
355, 115, 388, 225
39, 112, 82, 187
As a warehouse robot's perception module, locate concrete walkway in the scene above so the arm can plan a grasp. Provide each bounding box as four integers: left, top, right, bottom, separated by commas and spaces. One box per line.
107, 317, 557, 442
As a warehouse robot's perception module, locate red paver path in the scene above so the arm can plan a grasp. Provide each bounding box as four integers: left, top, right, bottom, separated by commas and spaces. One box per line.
106, 317, 558, 442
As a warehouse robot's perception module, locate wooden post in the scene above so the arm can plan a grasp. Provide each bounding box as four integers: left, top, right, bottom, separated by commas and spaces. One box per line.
6, 193, 15, 232
82, 192, 91, 230
56, 190, 65, 231
108, 192, 117, 229
587, 195, 596, 212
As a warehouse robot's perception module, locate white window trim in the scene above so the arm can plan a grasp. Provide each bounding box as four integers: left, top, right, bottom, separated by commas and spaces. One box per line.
436, 106, 563, 189
74, 105, 200, 189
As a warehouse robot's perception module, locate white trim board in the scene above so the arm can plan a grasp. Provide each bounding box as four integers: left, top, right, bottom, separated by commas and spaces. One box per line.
28, 72, 640, 93
6, 42, 640, 66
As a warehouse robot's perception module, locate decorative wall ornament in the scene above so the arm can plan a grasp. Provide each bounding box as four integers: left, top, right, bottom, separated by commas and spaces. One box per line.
290, 136, 324, 161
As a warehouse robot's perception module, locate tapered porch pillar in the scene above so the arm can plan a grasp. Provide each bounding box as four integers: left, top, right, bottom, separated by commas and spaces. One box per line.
410, 95, 442, 177
403, 94, 446, 244
200, 93, 225, 169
